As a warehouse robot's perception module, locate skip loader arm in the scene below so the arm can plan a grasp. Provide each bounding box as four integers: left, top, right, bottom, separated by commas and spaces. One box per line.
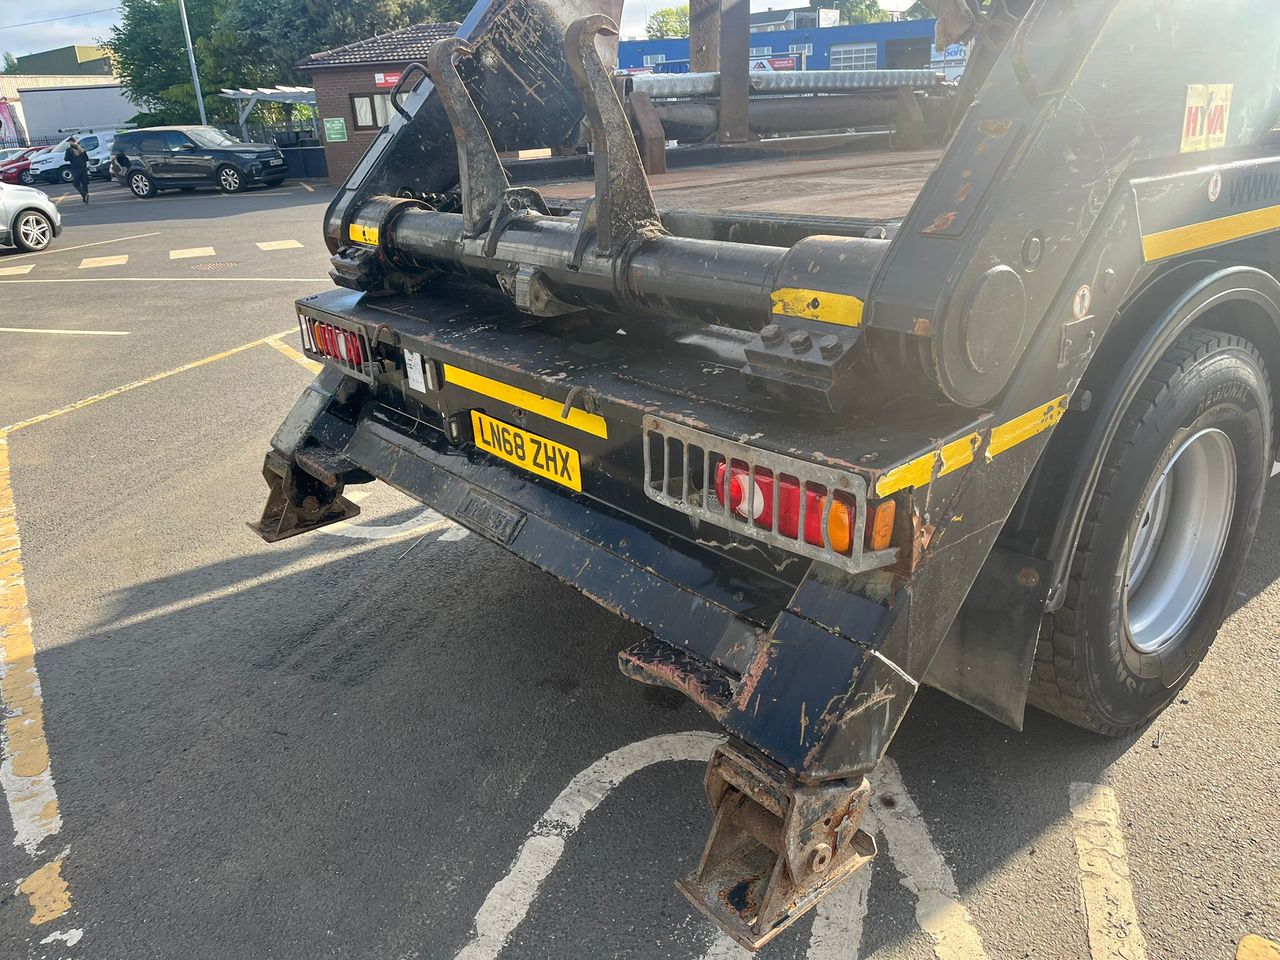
255, 0, 1280, 948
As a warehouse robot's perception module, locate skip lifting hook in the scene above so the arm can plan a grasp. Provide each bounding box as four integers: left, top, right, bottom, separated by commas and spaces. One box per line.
561, 385, 601, 420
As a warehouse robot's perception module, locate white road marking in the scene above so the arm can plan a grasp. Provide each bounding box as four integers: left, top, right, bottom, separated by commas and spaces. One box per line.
701, 935, 752, 958
874, 758, 989, 960
807, 826, 876, 959
0, 265, 34, 276
323, 513, 452, 541
0, 327, 129, 336
438, 525, 470, 542
1271, 461, 1280, 477
40, 929, 84, 946
0, 437, 65, 858
1069, 783, 1149, 960
300, 181, 315, 192
453, 731, 722, 960
256, 239, 303, 251
79, 255, 128, 269
169, 246, 216, 259
0, 231, 160, 262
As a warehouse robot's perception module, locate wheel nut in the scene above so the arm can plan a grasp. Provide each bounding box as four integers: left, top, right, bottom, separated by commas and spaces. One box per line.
818, 334, 841, 359
810, 843, 832, 874
789, 331, 812, 353
760, 323, 783, 345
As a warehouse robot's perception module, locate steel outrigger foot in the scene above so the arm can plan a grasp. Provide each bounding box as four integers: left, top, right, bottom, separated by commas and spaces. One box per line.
678, 742, 876, 951
249, 450, 364, 543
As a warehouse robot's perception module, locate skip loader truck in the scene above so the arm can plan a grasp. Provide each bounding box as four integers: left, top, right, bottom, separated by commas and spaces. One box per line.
252, 0, 1280, 948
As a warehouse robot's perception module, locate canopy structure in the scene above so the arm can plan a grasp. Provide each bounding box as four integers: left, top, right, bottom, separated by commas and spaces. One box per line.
217, 85, 316, 141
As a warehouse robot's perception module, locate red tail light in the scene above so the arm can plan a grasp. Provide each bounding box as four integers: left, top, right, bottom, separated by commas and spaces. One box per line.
297, 315, 373, 382
714, 461, 855, 554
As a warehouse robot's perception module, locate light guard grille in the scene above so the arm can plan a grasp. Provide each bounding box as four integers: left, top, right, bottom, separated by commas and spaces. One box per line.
298, 312, 375, 382
642, 415, 894, 574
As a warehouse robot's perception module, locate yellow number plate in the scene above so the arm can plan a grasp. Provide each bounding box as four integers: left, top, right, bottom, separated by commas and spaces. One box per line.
470, 411, 582, 492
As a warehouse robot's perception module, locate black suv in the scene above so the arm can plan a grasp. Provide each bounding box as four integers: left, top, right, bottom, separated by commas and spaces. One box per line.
112, 126, 288, 198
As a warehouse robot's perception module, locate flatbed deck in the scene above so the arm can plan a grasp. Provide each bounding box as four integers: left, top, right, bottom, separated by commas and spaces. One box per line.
535, 147, 943, 219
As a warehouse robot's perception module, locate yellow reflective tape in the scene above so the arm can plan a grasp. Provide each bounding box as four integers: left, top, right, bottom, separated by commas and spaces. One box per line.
1141, 203, 1280, 262
875, 431, 981, 498
770, 287, 865, 328
987, 395, 1068, 459
443, 364, 608, 439
348, 223, 379, 245
873, 394, 1069, 497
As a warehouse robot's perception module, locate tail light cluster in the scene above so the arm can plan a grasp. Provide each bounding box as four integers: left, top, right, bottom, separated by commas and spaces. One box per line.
642, 415, 899, 574
297, 313, 374, 382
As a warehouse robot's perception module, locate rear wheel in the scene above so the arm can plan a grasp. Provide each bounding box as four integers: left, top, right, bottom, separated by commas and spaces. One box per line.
1029, 329, 1272, 735
13, 210, 53, 251
58, 166, 73, 183
216, 165, 243, 193
129, 172, 155, 198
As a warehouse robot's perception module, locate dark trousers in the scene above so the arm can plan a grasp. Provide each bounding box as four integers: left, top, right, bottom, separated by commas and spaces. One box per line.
72, 167, 89, 201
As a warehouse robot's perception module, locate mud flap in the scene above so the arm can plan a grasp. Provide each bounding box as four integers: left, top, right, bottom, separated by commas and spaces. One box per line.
678, 742, 876, 951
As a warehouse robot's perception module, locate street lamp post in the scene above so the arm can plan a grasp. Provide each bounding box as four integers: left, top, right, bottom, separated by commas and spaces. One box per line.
177, 0, 208, 125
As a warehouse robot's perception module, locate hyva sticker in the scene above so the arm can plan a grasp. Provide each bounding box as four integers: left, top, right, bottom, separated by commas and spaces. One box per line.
1181, 84, 1233, 153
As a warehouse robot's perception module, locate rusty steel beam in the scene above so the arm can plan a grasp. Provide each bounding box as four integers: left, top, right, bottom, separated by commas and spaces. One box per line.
629, 90, 668, 175
717, 0, 750, 143
689, 0, 720, 73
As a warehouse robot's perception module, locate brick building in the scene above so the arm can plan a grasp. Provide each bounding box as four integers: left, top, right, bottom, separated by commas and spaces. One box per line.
299, 21, 460, 182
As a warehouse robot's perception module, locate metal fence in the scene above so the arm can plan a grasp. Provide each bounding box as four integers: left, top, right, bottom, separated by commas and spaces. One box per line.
0, 134, 62, 151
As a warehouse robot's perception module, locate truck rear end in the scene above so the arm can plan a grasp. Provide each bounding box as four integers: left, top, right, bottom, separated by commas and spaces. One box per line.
253, 0, 1280, 947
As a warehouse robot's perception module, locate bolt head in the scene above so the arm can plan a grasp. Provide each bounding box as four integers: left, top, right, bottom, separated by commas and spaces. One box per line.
810, 843, 833, 874
818, 334, 841, 359
788, 331, 812, 352
760, 323, 783, 345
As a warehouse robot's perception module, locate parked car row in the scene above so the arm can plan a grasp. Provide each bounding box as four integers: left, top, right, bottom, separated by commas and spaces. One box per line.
1, 125, 288, 198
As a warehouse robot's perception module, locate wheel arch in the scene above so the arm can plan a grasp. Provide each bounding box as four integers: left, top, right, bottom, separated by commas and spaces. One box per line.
1026, 261, 1280, 609
10, 205, 53, 239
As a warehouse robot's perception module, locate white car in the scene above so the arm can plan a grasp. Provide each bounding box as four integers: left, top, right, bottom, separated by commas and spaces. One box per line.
0, 182, 62, 251
28, 133, 115, 184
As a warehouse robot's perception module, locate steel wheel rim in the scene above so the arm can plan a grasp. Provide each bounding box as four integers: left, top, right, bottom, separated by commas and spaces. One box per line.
18, 214, 50, 249
220, 168, 239, 190
1124, 427, 1236, 654
131, 174, 149, 195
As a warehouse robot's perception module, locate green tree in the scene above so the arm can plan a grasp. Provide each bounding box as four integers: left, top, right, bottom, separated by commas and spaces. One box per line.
838, 0, 889, 24
2, 51, 19, 74
646, 6, 691, 39
902, 1, 933, 18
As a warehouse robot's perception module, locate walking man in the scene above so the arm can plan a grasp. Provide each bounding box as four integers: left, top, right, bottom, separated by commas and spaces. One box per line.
65, 135, 90, 204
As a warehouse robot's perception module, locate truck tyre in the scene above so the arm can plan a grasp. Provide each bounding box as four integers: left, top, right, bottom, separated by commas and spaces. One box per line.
129, 172, 156, 198
216, 165, 244, 193
1029, 328, 1272, 735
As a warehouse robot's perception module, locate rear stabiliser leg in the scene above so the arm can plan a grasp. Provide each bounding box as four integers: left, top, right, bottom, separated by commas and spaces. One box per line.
679, 742, 876, 950
250, 450, 368, 543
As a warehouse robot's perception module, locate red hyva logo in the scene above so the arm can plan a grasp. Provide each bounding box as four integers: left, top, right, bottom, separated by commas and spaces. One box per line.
1181, 84, 1233, 153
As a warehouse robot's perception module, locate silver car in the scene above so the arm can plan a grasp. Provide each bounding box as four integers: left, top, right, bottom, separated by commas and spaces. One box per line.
0, 182, 62, 252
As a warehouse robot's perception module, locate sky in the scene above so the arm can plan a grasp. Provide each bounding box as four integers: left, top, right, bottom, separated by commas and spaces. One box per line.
0, 0, 916, 61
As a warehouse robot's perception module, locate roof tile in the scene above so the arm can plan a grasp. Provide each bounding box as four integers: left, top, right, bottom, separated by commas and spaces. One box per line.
298, 21, 462, 70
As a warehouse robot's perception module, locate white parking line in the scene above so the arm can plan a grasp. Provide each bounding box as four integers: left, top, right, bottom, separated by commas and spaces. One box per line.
0, 265, 34, 276
0, 327, 129, 336
256, 240, 303, 251
169, 246, 216, 260
1069, 783, 1149, 960
453, 732, 722, 960
300, 182, 315, 192
0, 232, 161, 262
79, 255, 128, 269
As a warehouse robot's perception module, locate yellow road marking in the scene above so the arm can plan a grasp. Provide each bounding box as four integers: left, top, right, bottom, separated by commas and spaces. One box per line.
874, 394, 1069, 498
2, 330, 294, 435
1069, 783, 1150, 960
0, 437, 64, 857
267, 336, 322, 373
18, 857, 71, 925
0, 265, 34, 276
256, 240, 304, 251
443, 363, 609, 439
1142, 203, 1280, 262
0, 232, 160, 263
0, 327, 129, 336
169, 246, 216, 260
1239, 935, 1280, 960
79, 255, 128, 269
770, 287, 865, 327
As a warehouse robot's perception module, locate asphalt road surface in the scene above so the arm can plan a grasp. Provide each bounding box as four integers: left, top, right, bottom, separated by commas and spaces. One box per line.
0, 178, 1277, 960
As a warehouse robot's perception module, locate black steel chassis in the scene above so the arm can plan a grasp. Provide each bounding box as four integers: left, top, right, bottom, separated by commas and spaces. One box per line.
254, 0, 1280, 948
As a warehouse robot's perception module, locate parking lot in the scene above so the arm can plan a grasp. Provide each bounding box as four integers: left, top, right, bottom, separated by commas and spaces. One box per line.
0, 178, 1277, 960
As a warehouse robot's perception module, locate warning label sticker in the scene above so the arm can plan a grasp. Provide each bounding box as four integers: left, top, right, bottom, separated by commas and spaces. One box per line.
1181, 84, 1233, 153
